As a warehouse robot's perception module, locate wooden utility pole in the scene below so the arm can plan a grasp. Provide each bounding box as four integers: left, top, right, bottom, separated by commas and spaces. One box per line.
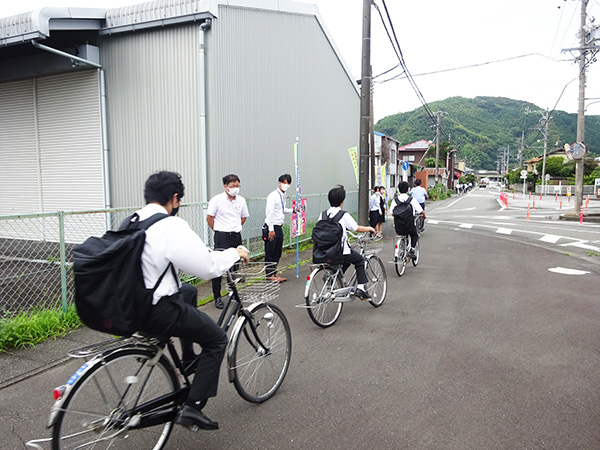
358, 0, 371, 225
574, 0, 588, 212
369, 66, 376, 191
434, 111, 441, 184
540, 108, 550, 196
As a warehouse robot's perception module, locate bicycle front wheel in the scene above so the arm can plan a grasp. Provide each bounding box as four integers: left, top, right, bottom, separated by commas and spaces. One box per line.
229, 303, 292, 403
52, 348, 179, 450
412, 240, 420, 266
305, 267, 344, 327
366, 255, 387, 307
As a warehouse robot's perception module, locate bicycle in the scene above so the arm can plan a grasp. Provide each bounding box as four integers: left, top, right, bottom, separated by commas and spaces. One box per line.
414, 213, 425, 235
394, 233, 420, 277
30, 262, 291, 450
304, 232, 387, 328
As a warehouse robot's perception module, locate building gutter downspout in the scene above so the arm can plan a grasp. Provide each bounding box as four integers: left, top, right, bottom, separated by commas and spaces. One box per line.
31, 40, 112, 210
199, 19, 211, 205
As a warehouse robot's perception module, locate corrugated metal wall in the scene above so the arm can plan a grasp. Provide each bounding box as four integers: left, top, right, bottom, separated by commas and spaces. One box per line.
101, 4, 360, 206
206, 5, 360, 199
0, 71, 104, 216
100, 24, 202, 207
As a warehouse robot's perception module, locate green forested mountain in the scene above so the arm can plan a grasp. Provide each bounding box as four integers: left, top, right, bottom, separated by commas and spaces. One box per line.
375, 96, 600, 170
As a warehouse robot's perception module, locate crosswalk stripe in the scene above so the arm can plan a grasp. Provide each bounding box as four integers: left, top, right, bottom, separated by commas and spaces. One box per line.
459, 223, 473, 229
496, 228, 512, 235
427, 220, 439, 224
539, 234, 561, 244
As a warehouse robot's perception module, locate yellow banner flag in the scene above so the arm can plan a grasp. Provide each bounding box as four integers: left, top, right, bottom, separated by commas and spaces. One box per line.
348, 146, 359, 184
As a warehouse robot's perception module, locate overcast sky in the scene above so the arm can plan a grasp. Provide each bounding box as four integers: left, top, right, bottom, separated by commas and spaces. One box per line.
2, 0, 598, 122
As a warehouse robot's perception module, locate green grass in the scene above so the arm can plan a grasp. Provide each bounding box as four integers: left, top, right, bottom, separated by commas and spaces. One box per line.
0, 305, 83, 352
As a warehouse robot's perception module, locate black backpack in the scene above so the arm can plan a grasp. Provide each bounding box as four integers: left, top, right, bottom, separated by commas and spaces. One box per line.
312, 210, 345, 265
392, 196, 414, 235
73, 213, 175, 336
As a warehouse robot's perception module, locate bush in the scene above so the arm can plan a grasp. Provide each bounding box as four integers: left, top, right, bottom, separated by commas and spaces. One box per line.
427, 183, 453, 200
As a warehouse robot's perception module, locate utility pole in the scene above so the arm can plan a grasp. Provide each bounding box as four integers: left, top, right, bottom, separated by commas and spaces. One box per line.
518, 130, 524, 167
369, 65, 376, 190
540, 108, 550, 196
358, 0, 371, 225
574, 0, 588, 212
434, 111, 441, 184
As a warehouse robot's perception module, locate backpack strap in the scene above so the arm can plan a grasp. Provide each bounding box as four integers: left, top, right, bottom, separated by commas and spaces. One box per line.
331, 209, 345, 223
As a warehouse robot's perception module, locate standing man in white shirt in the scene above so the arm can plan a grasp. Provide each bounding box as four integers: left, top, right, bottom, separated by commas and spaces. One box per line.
263, 174, 292, 282
206, 174, 249, 309
132, 171, 249, 432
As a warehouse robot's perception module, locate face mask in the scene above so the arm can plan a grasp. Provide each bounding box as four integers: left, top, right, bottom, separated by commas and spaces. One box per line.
280, 183, 290, 192
228, 187, 240, 197
170, 207, 179, 217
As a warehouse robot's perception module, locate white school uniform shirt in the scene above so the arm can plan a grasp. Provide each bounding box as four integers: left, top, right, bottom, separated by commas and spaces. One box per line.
410, 186, 428, 204
395, 193, 423, 216
206, 192, 249, 233
265, 188, 293, 231
369, 193, 381, 212
134, 203, 240, 304
319, 207, 359, 255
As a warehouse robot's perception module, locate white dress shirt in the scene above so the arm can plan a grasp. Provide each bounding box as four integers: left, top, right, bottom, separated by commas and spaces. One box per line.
410, 186, 428, 204
206, 192, 249, 232
265, 188, 292, 231
133, 203, 240, 304
395, 193, 423, 216
319, 207, 358, 255
369, 193, 382, 212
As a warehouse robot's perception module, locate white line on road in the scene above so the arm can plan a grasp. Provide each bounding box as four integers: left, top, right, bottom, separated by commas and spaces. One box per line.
548, 267, 590, 275
427, 220, 440, 224
443, 197, 464, 209
559, 241, 600, 252
539, 234, 561, 244
496, 199, 507, 211
496, 228, 512, 235
459, 223, 473, 229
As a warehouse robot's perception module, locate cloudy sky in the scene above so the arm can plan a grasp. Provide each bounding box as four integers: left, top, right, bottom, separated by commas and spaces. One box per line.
2, 0, 597, 121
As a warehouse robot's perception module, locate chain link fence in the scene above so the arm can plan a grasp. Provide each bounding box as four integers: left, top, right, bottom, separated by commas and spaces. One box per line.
0, 191, 358, 319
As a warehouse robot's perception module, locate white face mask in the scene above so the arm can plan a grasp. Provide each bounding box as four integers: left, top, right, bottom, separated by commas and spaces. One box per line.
280, 183, 290, 192
227, 187, 240, 197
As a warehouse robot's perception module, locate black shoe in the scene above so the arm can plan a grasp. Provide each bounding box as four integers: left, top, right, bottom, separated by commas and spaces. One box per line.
215, 297, 224, 309
175, 405, 219, 431
409, 249, 417, 260
354, 288, 371, 300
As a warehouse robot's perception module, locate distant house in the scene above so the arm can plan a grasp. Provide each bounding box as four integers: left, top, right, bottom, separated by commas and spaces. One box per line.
524, 149, 567, 174
396, 139, 431, 186
373, 131, 399, 196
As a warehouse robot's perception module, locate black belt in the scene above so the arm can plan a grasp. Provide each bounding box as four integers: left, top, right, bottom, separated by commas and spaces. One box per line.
215, 230, 241, 236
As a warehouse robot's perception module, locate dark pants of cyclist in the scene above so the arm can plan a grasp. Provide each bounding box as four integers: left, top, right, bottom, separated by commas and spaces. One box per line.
212, 231, 242, 299
399, 224, 419, 250
342, 250, 368, 285
141, 283, 228, 403
419, 202, 425, 211
263, 224, 283, 277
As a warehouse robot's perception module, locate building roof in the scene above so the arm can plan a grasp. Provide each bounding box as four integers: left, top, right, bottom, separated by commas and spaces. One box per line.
420, 168, 446, 176
398, 139, 431, 152
523, 148, 565, 164
0, 0, 358, 92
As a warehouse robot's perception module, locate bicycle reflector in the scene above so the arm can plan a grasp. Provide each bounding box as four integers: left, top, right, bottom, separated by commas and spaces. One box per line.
306, 275, 311, 281
53, 385, 66, 400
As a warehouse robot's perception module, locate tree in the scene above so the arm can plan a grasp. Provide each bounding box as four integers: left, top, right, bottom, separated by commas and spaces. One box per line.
424, 158, 437, 168
536, 156, 568, 177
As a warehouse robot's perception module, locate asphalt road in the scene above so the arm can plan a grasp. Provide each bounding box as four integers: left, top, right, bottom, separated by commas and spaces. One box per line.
2, 192, 599, 449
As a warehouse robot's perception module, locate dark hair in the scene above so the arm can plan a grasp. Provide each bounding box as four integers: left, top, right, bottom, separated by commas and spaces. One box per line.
223, 174, 240, 185
398, 181, 409, 193
415, 179, 422, 186
328, 184, 346, 207
278, 174, 292, 184
373, 186, 380, 192
144, 171, 185, 205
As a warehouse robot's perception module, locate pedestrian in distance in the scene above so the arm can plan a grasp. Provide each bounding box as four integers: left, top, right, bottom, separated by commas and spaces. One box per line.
369, 186, 382, 234
319, 184, 375, 299
410, 178, 428, 211
378, 185, 387, 237
130, 171, 249, 431
263, 174, 293, 282
206, 174, 249, 309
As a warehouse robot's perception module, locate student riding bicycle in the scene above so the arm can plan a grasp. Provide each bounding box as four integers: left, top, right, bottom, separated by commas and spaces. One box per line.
318, 185, 375, 300
393, 181, 426, 259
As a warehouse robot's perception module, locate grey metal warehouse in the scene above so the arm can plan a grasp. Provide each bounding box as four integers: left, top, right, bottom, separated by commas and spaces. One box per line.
0, 0, 360, 216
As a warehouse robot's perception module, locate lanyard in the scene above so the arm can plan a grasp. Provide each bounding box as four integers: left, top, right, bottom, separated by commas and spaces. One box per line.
278, 191, 285, 212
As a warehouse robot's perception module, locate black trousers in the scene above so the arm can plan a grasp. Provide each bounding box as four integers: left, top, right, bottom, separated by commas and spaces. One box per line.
342, 249, 368, 285
369, 210, 380, 229
400, 224, 419, 249
263, 224, 283, 276
141, 283, 228, 402
212, 231, 242, 299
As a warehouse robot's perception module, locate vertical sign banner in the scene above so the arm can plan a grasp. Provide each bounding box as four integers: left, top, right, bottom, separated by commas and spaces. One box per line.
348, 146, 359, 184
294, 138, 302, 277
292, 198, 307, 237
375, 165, 386, 188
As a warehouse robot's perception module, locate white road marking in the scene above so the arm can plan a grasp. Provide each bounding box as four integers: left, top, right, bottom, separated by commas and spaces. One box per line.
459, 223, 473, 229
496, 199, 507, 211
486, 221, 518, 226
443, 197, 464, 209
559, 241, 600, 252
496, 228, 512, 235
548, 267, 590, 275
427, 220, 439, 224
539, 234, 561, 244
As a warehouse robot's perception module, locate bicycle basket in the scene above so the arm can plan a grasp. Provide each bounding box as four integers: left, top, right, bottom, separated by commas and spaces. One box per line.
350, 234, 383, 255
230, 262, 280, 303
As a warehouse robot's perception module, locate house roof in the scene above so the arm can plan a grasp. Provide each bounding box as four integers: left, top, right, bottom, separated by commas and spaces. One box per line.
398, 139, 431, 152
523, 148, 565, 164
420, 168, 446, 176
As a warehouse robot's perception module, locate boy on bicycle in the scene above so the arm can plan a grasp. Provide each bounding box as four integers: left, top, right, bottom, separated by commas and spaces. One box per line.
319, 185, 375, 300
394, 181, 426, 259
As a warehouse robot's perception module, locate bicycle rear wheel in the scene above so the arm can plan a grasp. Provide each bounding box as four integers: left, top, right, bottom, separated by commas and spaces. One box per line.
52, 348, 179, 450
366, 255, 387, 307
394, 239, 407, 277
229, 303, 292, 403
305, 267, 344, 328
412, 240, 420, 266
